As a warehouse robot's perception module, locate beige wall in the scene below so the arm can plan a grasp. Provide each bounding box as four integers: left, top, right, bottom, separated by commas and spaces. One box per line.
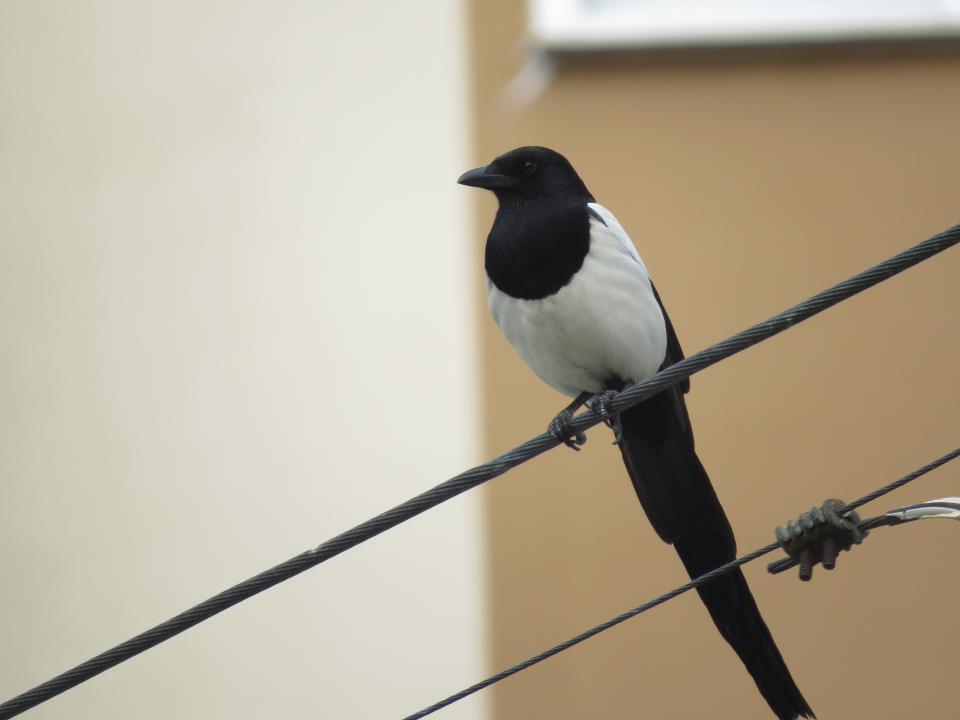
1, 3, 488, 719
469, 3, 960, 719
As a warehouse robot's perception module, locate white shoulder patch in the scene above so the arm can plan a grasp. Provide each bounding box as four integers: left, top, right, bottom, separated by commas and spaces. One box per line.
587, 202, 650, 275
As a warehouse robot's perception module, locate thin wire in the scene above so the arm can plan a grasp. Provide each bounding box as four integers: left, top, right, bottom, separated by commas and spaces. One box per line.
838, 447, 960, 514
0, 225, 957, 720
402, 447, 960, 720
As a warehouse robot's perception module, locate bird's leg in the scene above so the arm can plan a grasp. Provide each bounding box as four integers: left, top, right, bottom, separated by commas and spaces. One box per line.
588, 388, 628, 444
547, 391, 591, 451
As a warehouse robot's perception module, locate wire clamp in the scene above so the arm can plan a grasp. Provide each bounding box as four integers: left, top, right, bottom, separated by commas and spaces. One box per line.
773, 499, 867, 581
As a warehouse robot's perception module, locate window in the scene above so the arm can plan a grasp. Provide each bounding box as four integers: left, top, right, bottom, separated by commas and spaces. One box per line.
530, 0, 960, 50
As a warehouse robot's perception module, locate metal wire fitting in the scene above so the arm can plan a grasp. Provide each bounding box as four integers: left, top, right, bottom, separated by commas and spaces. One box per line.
772, 499, 867, 581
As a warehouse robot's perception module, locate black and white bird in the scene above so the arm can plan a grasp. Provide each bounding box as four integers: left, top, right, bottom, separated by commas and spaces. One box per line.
458, 146, 814, 720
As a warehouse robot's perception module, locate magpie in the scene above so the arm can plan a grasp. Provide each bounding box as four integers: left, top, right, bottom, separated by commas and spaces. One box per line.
458, 146, 814, 720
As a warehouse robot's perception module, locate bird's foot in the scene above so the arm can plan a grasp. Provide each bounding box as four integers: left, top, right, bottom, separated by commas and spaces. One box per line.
548, 410, 586, 451
588, 389, 624, 444
547, 391, 591, 451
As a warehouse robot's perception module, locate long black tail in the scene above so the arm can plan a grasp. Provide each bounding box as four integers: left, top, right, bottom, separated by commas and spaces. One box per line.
617, 388, 814, 720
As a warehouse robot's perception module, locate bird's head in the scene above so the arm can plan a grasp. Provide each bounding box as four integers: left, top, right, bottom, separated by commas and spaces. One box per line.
457, 146, 591, 205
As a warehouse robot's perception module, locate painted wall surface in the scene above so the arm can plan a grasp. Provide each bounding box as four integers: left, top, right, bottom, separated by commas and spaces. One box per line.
469, 3, 960, 719
1, 3, 487, 719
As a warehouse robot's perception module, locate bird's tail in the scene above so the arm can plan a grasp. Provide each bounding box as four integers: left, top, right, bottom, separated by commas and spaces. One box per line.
617, 389, 814, 720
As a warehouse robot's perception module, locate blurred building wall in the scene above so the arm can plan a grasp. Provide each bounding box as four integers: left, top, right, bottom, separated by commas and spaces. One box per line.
468, 3, 960, 719
0, 3, 488, 719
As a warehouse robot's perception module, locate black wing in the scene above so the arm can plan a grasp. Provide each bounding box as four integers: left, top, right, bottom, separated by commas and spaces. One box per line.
650, 280, 689, 394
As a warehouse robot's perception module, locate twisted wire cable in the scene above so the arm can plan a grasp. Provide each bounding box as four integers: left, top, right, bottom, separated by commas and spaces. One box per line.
0, 224, 957, 719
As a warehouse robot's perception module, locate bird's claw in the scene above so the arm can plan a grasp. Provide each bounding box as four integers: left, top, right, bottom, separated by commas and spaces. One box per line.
588, 389, 623, 444
548, 409, 587, 451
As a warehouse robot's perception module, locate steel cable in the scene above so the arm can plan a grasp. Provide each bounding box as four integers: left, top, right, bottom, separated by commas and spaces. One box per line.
0, 224, 957, 719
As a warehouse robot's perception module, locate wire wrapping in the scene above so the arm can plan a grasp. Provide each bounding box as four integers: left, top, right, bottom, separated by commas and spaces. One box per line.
402, 447, 960, 720
0, 224, 958, 720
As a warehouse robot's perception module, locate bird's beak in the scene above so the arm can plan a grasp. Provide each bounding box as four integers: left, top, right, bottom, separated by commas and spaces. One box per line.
457, 165, 518, 189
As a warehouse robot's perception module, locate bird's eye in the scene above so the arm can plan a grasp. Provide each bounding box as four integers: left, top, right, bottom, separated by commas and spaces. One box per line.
522, 161, 538, 176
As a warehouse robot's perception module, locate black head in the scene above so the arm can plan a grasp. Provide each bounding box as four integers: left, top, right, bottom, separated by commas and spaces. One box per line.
459, 147, 596, 300
457, 146, 592, 205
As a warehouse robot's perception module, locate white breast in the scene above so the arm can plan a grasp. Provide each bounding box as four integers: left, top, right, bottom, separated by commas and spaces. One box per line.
487, 204, 667, 398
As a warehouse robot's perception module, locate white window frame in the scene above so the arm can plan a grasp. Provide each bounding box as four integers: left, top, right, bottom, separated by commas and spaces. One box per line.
530, 0, 960, 50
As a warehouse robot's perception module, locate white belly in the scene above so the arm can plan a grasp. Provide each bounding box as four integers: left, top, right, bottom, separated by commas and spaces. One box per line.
487, 237, 668, 398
